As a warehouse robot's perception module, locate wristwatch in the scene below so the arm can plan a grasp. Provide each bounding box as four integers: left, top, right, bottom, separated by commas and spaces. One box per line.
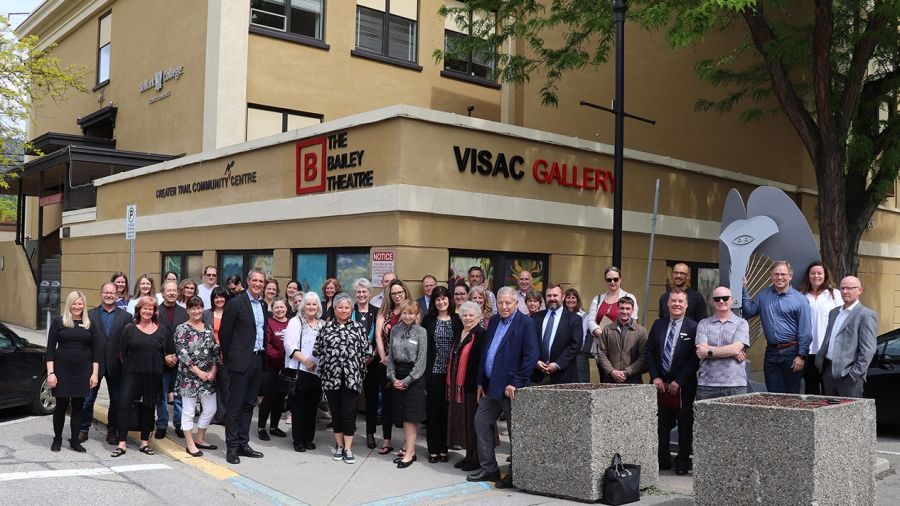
707, 350, 713, 357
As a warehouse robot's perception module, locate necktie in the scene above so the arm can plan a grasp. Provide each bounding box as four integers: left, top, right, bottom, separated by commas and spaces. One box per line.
662, 322, 676, 374
542, 310, 555, 362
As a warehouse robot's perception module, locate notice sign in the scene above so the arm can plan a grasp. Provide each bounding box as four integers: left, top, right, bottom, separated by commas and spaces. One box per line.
125, 204, 137, 240
371, 250, 395, 284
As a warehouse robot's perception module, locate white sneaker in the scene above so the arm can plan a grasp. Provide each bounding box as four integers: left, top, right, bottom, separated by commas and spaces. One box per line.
332, 446, 344, 461
343, 450, 355, 464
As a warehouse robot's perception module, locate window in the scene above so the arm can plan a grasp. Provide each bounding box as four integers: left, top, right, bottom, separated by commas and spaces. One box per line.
162, 252, 203, 282
247, 104, 323, 141
354, 0, 418, 66
96, 12, 111, 86
250, 0, 325, 43
294, 249, 370, 299
449, 250, 548, 294
442, 1, 495, 82
219, 251, 274, 280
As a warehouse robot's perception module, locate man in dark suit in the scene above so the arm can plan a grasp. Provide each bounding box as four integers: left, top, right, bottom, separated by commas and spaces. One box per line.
81, 282, 132, 445
816, 276, 878, 398
467, 287, 538, 486
417, 274, 437, 314
645, 289, 699, 475
219, 268, 268, 464
531, 283, 582, 385
156, 280, 188, 439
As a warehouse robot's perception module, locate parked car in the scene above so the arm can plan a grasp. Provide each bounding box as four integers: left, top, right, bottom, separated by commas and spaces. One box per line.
866, 327, 900, 426
0, 322, 54, 415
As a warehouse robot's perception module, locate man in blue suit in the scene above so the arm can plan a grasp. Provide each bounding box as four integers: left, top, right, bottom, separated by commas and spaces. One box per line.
645, 289, 699, 475
467, 287, 538, 484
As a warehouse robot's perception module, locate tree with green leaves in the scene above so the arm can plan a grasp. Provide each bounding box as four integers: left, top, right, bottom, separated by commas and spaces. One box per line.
437, 0, 900, 279
0, 15, 86, 191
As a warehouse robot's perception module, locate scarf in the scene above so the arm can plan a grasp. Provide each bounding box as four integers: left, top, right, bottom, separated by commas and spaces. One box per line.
446, 329, 475, 404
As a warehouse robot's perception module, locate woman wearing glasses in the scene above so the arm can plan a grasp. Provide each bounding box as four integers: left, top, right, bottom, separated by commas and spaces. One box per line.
374, 279, 410, 455
587, 267, 639, 374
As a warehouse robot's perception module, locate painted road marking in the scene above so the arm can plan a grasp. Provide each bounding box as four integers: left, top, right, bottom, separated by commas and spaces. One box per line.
0, 416, 38, 427
226, 476, 310, 506
0, 463, 171, 482
358, 481, 493, 506
878, 450, 900, 456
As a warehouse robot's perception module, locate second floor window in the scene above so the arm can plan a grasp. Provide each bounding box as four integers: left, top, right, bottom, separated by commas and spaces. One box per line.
355, 0, 417, 63
442, 1, 494, 80
251, 0, 324, 40
97, 12, 111, 85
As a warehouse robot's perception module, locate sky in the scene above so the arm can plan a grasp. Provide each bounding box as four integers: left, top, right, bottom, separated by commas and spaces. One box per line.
0, 0, 42, 28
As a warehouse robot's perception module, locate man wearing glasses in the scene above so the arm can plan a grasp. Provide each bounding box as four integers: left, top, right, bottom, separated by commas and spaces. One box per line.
815, 277, 877, 398
198, 265, 219, 309
658, 263, 708, 323
742, 261, 812, 393
695, 287, 750, 400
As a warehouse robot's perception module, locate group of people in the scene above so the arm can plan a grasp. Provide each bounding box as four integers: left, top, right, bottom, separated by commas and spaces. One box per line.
45, 259, 878, 488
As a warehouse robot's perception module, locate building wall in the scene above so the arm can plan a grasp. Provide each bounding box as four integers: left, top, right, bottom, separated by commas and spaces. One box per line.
24, 0, 208, 156
0, 242, 38, 326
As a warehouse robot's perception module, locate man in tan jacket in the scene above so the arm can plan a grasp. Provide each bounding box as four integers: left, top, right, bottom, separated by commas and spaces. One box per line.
595, 296, 648, 383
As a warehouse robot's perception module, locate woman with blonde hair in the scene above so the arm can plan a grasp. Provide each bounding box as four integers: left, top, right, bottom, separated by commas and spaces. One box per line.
467, 286, 493, 329
46, 290, 100, 452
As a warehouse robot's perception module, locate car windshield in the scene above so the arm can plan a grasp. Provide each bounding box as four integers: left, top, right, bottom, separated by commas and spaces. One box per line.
0, 324, 23, 348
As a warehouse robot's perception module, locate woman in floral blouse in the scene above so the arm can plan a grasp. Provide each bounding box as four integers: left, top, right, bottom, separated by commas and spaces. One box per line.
313, 292, 372, 464
174, 296, 220, 457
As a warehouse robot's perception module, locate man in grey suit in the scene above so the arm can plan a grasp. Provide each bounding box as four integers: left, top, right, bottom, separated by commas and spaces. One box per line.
815, 276, 878, 398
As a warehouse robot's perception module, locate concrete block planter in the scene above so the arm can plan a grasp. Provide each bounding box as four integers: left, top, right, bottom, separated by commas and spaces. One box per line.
694, 393, 876, 506
512, 383, 659, 502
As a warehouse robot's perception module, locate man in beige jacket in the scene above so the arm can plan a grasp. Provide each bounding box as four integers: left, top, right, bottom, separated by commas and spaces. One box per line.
595, 296, 648, 383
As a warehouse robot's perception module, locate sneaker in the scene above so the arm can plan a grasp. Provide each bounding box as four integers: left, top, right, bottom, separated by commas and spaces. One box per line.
343, 450, 355, 464
332, 446, 344, 461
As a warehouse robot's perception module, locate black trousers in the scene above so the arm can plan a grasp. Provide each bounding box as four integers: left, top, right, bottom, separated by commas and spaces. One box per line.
258, 369, 286, 429
118, 401, 155, 442
657, 391, 694, 467
364, 362, 389, 437
425, 372, 449, 455
53, 397, 84, 441
290, 375, 321, 444
803, 353, 823, 395
225, 355, 264, 451
326, 388, 359, 436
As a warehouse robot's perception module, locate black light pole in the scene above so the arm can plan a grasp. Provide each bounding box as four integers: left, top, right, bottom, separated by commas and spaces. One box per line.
612, 0, 627, 269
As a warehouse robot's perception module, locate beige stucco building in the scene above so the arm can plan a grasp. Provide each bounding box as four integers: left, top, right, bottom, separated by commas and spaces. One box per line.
3, 0, 899, 370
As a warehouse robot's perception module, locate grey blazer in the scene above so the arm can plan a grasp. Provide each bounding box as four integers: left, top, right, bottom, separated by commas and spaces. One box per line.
815, 302, 878, 382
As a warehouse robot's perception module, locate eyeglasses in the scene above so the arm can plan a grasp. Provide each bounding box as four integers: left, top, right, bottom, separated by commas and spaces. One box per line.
839, 286, 860, 291
606, 277, 620, 283
712, 296, 731, 303
390, 291, 405, 296
206, 273, 217, 278
672, 271, 689, 276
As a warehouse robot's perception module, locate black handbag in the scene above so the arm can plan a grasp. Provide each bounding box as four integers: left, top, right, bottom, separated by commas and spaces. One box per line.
276, 368, 298, 394
600, 453, 641, 505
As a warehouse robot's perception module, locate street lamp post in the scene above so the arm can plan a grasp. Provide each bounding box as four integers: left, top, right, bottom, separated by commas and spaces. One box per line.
612, 0, 627, 269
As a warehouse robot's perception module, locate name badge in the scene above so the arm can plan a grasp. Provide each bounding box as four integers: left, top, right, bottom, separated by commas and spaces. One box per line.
409, 340, 418, 345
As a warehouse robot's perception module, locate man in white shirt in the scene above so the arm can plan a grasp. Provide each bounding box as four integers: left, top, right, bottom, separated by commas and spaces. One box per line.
198, 265, 218, 309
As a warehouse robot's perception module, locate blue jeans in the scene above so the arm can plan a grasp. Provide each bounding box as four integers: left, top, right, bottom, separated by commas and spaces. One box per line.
763, 348, 802, 394
695, 385, 747, 401
156, 369, 183, 429
81, 373, 122, 432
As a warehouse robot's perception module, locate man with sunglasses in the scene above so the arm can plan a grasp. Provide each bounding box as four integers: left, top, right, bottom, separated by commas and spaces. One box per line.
658, 263, 707, 323
198, 265, 219, 310
695, 287, 750, 400
742, 261, 812, 393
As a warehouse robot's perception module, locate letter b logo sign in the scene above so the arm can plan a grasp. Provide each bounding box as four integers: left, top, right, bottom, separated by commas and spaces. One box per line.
296, 137, 327, 194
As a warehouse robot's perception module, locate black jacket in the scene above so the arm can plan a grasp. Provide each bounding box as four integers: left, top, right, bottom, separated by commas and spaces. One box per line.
219, 293, 268, 373
87, 305, 132, 379
530, 308, 583, 384
158, 303, 188, 371
659, 288, 708, 323
645, 317, 700, 393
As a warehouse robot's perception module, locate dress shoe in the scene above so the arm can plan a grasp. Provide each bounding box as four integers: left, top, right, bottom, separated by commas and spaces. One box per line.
467, 470, 500, 482
226, 451, 240, 465
258, 429, 270, 441
238, 446, 264, 458
676, 467, 689, 475
50, 437, 62, 452
397, 457, 415, 469
105, 430, 118, 445
393, 455, 417, 464
195, 442, 218, 450
460, 460, 481, 472
78, 430, 89, 443
293, 443, 307, 452
495, 474, 514, 489
454, 458, 467, 469
428, 455, 439, 464
366, 434, 376, 449
269, 427, 287, 437
69, 439, 87, 453
154, 428, 167, 439
175, 428, 185, 439
305, 441, 316, 450
185, 448, 203, 457
439, 454, 449, 463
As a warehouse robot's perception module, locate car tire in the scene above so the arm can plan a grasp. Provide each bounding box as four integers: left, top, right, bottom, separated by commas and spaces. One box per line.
30, 375, 56, 415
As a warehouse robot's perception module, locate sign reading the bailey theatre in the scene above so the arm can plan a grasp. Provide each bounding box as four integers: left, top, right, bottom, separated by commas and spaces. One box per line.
453, 146, 615, 193
296, 131, 373, 195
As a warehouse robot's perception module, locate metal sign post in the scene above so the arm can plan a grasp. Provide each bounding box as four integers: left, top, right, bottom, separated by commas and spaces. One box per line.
125, 204, 137, 293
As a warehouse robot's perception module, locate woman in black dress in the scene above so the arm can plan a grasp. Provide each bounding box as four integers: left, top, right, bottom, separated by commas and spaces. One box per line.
387, 300, 427, 468
112, 295, 165, 457
46, 290, 100, 452
421, 286, 462, 463
447, 301, 487, 471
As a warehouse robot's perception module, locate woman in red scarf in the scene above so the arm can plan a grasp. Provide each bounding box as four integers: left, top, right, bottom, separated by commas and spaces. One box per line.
446, 300, 486, 472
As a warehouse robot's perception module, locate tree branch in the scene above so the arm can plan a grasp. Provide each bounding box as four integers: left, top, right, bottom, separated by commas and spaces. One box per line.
838, 9, 888, 137
742, 5, 821, 167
